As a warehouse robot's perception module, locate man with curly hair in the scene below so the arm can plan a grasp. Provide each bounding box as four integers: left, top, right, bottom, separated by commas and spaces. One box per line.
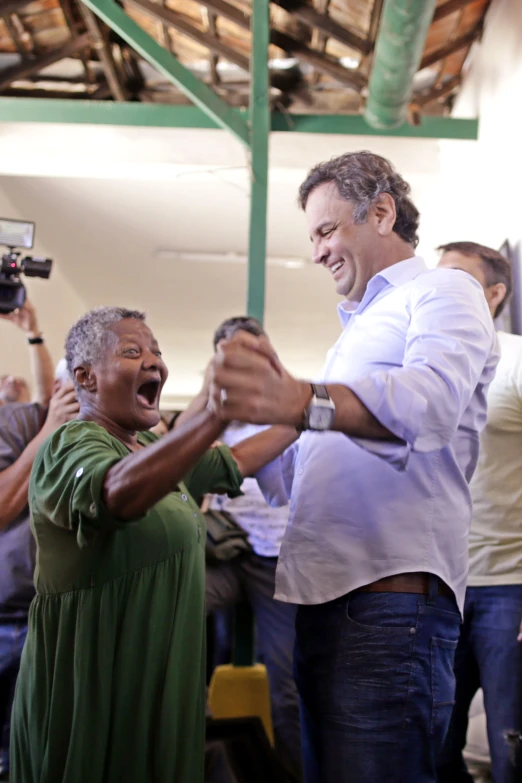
208, 151, 500, 783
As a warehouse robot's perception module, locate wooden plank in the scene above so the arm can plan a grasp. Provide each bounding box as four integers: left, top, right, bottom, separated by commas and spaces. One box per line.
79, 0, 250, 146
419, 27, 479, 70
79, 4, 128, 100
125, 0, 249, 72
197, 0, 366, 87
412, 73, 461, 106
433, 0, 480, 23
0, 32, 91, 92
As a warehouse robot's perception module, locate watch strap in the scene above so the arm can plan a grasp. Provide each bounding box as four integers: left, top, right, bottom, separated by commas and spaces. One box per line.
311, 383, 329, 401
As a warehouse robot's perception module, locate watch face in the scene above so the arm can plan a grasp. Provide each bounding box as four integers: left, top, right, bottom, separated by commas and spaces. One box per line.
309, 405, 334, 430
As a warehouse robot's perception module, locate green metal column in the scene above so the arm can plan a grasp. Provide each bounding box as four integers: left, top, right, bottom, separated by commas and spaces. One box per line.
247, 0, 270, 324
364, 0, 437, 130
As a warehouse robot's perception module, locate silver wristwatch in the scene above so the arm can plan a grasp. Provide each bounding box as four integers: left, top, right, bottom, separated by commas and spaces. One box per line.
303, 383, 336, 431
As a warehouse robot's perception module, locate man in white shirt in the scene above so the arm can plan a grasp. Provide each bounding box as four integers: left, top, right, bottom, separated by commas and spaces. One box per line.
207, 151, 499, 783
436, 241, 522, 783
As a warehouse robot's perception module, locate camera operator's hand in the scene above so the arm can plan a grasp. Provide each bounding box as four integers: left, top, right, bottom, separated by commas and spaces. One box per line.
41, 382, 80, 436
0, 298, 40, 337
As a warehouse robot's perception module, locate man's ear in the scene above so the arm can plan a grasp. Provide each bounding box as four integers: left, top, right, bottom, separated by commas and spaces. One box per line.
488, 282, 507, 318
74, 365, 97, 393
372, 192, 397, 238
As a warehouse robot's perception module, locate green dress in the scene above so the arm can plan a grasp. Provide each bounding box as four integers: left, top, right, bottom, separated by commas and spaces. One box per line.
10, 420, 242, 783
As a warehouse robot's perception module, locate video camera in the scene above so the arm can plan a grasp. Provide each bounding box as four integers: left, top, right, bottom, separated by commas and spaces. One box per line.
0, 218, 52, 314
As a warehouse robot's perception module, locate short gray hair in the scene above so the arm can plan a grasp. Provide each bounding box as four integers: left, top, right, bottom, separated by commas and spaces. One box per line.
298, 150, 420, 248
65, 306, 146, 386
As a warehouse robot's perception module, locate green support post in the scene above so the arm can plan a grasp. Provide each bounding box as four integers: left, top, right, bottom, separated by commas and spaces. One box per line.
246, 0, 270, 325
80, 0, 249, 146
232, 0, 271, 667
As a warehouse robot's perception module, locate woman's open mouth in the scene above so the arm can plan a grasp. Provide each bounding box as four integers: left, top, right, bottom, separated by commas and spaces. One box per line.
136, 379, 160, 409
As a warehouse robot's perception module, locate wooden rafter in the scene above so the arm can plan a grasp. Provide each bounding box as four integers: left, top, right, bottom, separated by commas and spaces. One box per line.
360, 0, 384, 76
1, 0, 34, 16
310, 0, 330, 86
0, 31, 91, 91
1, 82, 111, 98
206, 10, 219, 85
412, 74, 461, 107
0, 0, 490, 120
270, 28, 365, 89
433, 0, 479, 23
126, 0, 249, 72
58, 0, 95, 83
5, 11, 34, 54
197, 0, 368, 57
78, 4, 128, 100
419, 25, 481, 70
271, 0, 370, 55
160, 0, 173, 53
2, 12, 26, 57
188, 0, 365, 89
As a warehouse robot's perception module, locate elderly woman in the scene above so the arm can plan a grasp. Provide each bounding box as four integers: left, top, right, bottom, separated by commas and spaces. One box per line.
9, 307, 297, 783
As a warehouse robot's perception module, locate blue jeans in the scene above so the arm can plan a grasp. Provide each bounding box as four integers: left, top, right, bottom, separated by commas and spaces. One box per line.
294, 580, 461, 783
437, 585, 522, 783
0, 620, 27, 776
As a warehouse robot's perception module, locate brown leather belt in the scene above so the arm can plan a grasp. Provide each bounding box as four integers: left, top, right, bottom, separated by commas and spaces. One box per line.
356, 572, 453, 598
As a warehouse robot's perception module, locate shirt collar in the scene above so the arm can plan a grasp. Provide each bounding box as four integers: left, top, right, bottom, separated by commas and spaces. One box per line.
338, 256, 426, 327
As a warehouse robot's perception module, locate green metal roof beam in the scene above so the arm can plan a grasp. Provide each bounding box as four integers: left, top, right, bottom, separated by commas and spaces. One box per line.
365, 0, 437, 130
79, 0, 250, 147
0, 100, 479, 140
247, 0, 269, 326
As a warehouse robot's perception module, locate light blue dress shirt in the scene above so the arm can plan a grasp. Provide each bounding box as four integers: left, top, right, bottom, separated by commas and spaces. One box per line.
257, 257, 499, 613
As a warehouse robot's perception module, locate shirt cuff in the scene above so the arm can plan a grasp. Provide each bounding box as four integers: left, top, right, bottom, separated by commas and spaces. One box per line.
255, 457, 291, 507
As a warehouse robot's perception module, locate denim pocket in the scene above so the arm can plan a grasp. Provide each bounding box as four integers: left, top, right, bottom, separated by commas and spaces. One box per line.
430, 636, 458, 743
345, 592, 419, 635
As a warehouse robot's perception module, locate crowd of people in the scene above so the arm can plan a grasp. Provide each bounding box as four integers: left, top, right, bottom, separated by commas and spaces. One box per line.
0, 150, 521, 783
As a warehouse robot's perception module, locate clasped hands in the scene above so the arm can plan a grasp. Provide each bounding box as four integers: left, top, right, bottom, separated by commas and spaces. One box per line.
208, 331, 312, 427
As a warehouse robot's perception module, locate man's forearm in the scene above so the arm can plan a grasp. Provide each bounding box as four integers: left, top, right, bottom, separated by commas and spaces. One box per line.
274, 380, 396, 440
29, 341, 54, 406
326, 384, 396, 440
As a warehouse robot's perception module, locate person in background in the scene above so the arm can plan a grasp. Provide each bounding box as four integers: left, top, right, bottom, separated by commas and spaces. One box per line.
9, 306, 298, 783
436, 241, 522, 783
0, 299, 54, 407
206, 151, 499, 783
178, 316, 302, 783
0, 359, 79, 781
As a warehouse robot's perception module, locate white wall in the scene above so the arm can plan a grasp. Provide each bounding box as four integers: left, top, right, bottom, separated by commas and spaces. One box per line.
0, 183, 86, 394
452, 0, 522, 250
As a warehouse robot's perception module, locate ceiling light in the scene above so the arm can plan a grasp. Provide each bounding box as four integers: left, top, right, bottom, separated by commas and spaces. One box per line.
154, 250, 307, 268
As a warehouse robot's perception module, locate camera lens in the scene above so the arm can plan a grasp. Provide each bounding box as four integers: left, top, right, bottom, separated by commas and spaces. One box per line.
0, 279, 27, 314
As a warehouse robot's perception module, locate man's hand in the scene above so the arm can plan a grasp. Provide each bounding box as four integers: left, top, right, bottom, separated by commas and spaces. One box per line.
41, 382, 80, 435
0, 299, 40, 337
209, 331, 312, 426
518, 618, 522, 643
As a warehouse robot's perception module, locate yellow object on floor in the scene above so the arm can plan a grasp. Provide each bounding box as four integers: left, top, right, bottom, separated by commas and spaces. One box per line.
208, 663, 274, 745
